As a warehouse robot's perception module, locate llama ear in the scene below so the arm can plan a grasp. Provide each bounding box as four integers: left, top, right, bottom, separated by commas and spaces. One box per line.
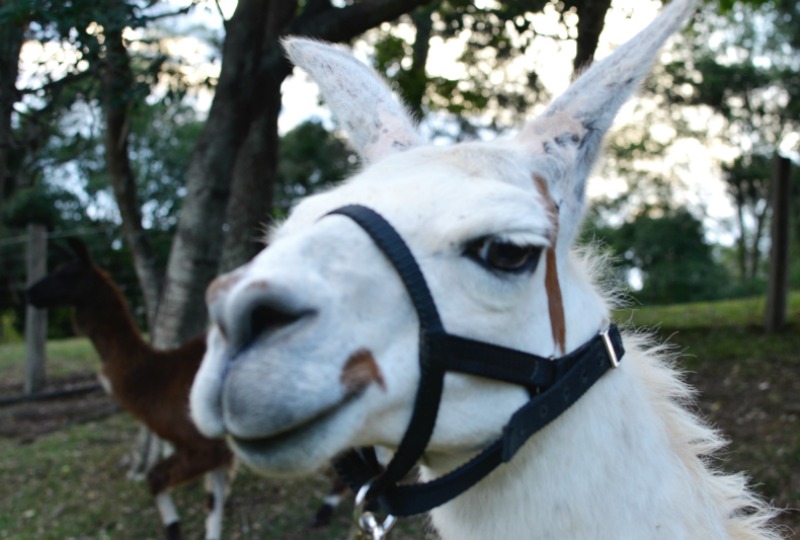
518, 0, 697, 248
283, 37, 423, 164
66, 238, 92, 264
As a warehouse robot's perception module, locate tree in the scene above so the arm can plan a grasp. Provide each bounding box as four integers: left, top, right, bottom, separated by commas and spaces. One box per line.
0, 0, 193, 335
96, 0, 162, 330
154, 0, 439, 348
659, 0, 800, 285
370, 0, 614, 137
0, 0, 26, 216
592, 207, 730, 304
272, 119, 356, 217
722, 154, 772, 283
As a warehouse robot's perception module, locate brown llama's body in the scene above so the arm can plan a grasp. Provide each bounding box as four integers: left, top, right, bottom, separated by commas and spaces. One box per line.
73, 277, 231, 495
27, 240, 232, 540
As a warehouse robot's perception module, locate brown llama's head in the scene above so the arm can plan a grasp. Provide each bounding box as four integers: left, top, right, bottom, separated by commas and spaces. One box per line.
27, 238, 102, 309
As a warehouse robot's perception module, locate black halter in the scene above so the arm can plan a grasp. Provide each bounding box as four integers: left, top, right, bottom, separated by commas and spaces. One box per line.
327, 204, 624, 518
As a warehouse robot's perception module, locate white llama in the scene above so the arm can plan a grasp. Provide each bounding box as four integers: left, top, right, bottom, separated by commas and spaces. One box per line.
190, 0, 780, 538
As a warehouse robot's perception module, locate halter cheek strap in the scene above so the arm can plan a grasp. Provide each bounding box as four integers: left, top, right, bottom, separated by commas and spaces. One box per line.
326, 204, 624, 518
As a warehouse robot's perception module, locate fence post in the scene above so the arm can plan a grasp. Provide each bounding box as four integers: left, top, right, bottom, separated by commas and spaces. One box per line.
25, 223, 47, 394
764, 156, 792, 333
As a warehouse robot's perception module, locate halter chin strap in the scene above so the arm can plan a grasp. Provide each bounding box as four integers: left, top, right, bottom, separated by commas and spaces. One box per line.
326, 204, 624, 518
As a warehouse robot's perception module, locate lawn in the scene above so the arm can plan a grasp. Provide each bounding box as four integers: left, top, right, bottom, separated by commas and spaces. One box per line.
0, 293, 798, 538
0, 337, 97, 388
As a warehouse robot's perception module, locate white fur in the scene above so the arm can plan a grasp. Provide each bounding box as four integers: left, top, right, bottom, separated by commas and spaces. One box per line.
190, 1, 780, 538
204, 466, 228, 540
155, 492, 179, 527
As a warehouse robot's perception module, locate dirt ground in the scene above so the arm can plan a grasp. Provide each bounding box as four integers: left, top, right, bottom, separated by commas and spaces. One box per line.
0, 372, 118, 441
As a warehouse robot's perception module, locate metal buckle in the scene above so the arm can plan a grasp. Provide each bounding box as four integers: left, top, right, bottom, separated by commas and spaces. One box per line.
599, 327, 619, 368
353, 483, 397, 540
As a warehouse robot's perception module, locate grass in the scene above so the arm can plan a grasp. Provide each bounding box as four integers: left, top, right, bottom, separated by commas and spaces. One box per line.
0, 292, 798, 538
616, 290, 800, 330
0, 337, 98, 388
617, 291, 800, 535
0, 412, 433, 539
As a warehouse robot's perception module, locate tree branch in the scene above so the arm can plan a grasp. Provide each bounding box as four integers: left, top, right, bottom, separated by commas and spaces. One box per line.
291, 0, 435, 44
18, 69, 92, 98
138, 0, 201, 24
572, 0, 612, 76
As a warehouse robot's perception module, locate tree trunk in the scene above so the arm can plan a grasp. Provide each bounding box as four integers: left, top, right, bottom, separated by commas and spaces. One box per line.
152, 0, 296, 347
402, 4, 436, 120
218, 0, 297, 273
98, 4, 168, 478
0, 3, 26, 213
734, 191, 748, 282
748, 196, 770, 281
100, 19, 162, 332
573, 0, 613, 75
219, 83, 283, 272
765, 156, 792, 333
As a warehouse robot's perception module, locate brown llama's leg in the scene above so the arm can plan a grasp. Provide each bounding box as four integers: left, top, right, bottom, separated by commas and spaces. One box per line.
154, 491, 181, 540
309, 476, 349, 528
204, 466, 228, 540
149, 455, 183, 540
147, 449, 232, 540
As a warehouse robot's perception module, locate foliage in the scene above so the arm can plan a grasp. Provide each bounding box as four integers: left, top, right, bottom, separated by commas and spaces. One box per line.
720, 153, 773, 282
648, 0, 800, 288
0, 94, 189, 337
370, 0, 579, 138
274, 119, 357, 216
0, 0, 210, 338
591, 207, 731, 304
2, 184, 84, 230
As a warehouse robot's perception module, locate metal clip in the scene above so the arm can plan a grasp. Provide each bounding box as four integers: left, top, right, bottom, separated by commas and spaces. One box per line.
599, 327, 619, 368
352, 483, 397, 540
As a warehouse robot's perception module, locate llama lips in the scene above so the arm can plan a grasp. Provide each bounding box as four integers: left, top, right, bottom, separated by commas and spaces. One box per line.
223, 393, 363, 474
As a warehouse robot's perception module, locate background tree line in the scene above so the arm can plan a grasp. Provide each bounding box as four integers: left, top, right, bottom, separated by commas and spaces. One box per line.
0, 0, 797, 344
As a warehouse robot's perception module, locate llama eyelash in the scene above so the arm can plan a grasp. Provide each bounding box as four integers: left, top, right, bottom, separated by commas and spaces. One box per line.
463, 236, 544, 275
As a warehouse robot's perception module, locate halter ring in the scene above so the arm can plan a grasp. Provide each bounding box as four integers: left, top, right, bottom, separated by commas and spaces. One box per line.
353, 482, 397, 539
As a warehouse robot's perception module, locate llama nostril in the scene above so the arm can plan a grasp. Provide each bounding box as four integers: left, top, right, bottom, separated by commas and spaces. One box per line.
247, 304, 306, 346
230, 291, 312, 354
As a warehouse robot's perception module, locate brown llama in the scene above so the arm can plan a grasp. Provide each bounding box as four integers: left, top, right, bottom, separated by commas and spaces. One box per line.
27, 238, 232, 540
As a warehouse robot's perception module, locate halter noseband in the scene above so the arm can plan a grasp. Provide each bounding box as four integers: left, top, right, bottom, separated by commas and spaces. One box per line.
326, 204, 624, 521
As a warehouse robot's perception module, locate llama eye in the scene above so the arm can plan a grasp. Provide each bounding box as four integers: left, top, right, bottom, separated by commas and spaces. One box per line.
466, 238, 542, 274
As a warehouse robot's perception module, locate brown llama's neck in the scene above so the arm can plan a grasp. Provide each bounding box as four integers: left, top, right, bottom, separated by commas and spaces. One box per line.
73, 270, 151, 365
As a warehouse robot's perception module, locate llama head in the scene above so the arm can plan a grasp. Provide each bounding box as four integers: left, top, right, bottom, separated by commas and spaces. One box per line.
27, 238, 101, 309
191, 0, 697, 476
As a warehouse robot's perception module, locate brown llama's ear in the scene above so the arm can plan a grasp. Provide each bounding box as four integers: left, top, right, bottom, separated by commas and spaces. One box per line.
66, 237, 93, 264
